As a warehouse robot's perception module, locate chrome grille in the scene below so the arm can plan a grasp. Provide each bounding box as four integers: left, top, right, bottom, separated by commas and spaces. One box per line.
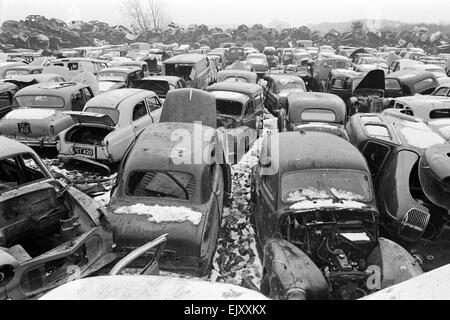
398, 208, 430, 240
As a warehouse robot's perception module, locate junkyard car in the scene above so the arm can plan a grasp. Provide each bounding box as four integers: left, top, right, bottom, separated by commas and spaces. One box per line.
353, 56, 388, 73
251, 131, 422, 300
311, 55, 353, 91
0, 137, 114, 300
389, 95, 450, 139
130, 76, 186, 100
278, 92, 348, 139
0, 82, 18, 119
346, 112, 450, 243
0, 82, 94, 148
56, 89, 162, 172
217, 70, 258, 84
263, 74, 307, 115
48, 58, 108, 77
388, 70, 439, 96
39, 234, 268, 300
207, 82, 264, 163
0, 62, 27, 79
246, 53, 269, 75
97, 67, 144, 93
106, 90, 230, 276
228, 47, 245, 63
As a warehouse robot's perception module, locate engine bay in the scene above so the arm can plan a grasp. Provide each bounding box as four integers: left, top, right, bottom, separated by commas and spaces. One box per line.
279, 209, 379, 299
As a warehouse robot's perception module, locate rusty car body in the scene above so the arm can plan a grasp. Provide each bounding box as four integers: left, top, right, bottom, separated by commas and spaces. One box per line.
278, 92, 348, 139
246, 53, 269, 75
346, 112, 450, 243
251, 131, 422, 300
56, 89, 162, 171
0, 137, 115, 300
107, 118, 225, 276
0, 82, 94, 148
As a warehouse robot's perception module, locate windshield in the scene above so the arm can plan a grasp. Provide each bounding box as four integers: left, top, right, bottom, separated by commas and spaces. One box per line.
282, 170, 372, 204
224, 77, 249, 83
127, 170, 196, 200
84, 107, 120, 124
13, 95, 65, 109
97, 71, 127, 82
131, 80, 171, 97
0, 153, 49, 193
5, 69, 29, 77
216, 99, 244, 116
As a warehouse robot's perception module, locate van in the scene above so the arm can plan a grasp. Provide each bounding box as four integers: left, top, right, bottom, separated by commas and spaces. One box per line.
162, 53, 211, 89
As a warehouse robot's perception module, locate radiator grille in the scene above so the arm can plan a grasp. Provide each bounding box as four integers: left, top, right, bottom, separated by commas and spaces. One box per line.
398, 208, 430, 240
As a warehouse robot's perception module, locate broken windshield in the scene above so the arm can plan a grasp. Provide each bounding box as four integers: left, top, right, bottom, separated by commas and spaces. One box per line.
282, 170, 372, 203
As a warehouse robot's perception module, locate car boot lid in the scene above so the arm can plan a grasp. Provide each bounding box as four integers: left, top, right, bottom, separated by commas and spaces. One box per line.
65, 111, 116, 127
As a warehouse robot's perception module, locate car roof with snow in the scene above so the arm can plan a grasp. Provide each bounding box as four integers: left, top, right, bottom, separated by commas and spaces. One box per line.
138, 75, 182, 84
84, 88, 157, 110
266, 131, 370, 175
163, 53, 207, 64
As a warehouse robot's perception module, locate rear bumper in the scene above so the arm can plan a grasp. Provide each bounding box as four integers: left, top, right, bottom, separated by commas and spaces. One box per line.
3, 135, 56, 148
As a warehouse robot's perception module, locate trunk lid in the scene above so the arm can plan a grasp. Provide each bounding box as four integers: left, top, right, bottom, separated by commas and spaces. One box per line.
65, 111, 116, 127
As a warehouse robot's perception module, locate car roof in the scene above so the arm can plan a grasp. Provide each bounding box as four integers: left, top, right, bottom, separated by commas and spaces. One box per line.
287, 92, 346, 119
124, 122, 214, 173
163, 53, 206, 64
207, 82, 262, 96
388, 69, 436, 81
0, 136, 36, 158
99, 67, 140, 74
270, 132, 370, 174
210, 91, 250, 104
14, 82, 89, 97
85, 89, 155, 110
394, 96, 450, 112
139, 76, 182, 84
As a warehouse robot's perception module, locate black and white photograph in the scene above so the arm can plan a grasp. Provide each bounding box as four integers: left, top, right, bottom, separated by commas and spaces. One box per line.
1, 0, 450, 305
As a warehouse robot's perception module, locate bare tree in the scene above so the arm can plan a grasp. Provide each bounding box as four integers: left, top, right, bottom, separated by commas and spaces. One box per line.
123, 0, 167, 32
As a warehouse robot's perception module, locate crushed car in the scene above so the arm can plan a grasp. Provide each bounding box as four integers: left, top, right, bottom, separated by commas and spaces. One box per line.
251, 131, 423, 300
0, 137, 115, 300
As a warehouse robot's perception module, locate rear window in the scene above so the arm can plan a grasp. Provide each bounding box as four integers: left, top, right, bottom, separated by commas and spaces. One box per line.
365, 125, 391, 139
430, 109, 450, 119
13, 95, 64, 108
216, 99, 244, 116
84, 107, 120, 124
127, 171, 196, 200
5, 69, 29, 77
131, 80, 171, 97
300, 108, 336, 122
98, 71, 127, 82
385, 79, 401, 90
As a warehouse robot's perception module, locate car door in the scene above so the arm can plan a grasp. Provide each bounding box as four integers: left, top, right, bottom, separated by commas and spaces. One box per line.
132, 100, 152, 135
145, 96, 163, 123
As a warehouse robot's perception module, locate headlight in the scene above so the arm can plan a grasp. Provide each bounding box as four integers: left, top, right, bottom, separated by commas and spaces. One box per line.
285, 288, 307, 300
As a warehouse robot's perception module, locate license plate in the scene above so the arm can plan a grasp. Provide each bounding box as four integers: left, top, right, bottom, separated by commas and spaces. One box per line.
74, 147, 94, 157
18, 122, 31, 134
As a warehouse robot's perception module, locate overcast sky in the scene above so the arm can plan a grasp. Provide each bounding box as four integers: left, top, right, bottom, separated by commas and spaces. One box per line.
1, 0, 450, 27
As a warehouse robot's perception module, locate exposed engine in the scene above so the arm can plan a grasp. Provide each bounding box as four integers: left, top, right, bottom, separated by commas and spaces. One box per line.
279, 209, 379, 300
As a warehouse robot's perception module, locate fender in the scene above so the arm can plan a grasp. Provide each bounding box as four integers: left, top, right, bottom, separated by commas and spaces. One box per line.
367, 237, 423, 289
263, 239, 329, 300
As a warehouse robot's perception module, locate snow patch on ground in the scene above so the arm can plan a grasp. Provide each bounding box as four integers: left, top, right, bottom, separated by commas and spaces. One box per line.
114, 204, 203, 225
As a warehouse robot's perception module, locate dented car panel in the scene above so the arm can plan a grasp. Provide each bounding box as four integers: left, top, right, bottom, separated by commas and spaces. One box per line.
0, 137, 114, 300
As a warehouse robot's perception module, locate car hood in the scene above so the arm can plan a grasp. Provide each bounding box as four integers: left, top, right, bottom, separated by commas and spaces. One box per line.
1, 108, 58, 121
65, 111, 116, 127
355, 69, 385, 91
